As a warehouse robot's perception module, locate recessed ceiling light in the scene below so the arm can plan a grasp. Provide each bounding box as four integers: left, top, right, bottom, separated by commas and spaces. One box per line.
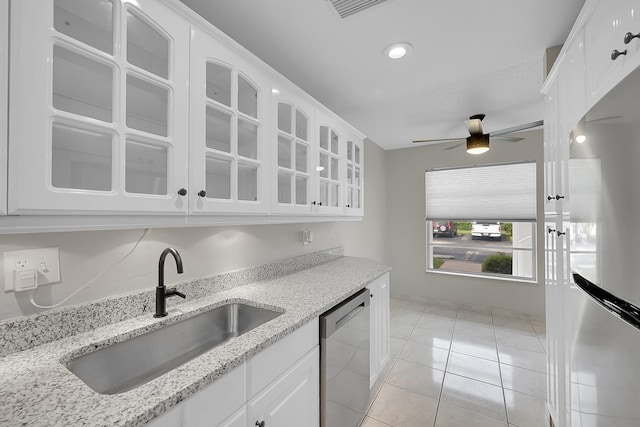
272, 88, 280, 95
575, 134, 586, 143
384, 42, 412, 59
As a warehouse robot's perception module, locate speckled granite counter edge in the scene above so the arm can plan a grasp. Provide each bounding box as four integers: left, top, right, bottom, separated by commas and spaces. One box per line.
0, 247, 343, 357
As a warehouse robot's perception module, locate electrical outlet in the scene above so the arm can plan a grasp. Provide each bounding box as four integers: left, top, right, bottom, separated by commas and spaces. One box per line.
3, 248, 61, 292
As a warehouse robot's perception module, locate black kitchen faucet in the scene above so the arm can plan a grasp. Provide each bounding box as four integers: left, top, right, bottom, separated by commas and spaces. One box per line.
154, 247, 186, 318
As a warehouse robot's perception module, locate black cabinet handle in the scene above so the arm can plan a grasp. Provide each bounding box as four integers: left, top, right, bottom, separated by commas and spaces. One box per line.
198, 190, 206, 197
177, 188, 187, 196
547, 195, 564, 201
612, 49, 628, 60
548, 228, 565, 236
624, 31, 640, 44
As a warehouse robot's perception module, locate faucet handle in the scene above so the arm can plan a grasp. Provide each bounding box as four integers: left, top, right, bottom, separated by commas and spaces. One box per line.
166, 287, 186, 299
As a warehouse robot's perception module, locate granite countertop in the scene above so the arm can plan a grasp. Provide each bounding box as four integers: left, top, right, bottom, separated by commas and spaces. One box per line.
0, 256, 390, 426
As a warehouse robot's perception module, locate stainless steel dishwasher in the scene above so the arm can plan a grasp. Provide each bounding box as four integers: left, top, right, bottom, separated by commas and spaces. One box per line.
320, 287, 371, 427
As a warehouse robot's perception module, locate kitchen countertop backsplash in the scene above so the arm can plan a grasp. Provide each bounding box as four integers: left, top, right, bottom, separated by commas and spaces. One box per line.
0, 247, 390, 426
0, 247, 344, 357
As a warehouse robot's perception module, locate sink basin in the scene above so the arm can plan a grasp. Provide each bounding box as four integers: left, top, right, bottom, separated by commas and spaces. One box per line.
66, 302, 282, 395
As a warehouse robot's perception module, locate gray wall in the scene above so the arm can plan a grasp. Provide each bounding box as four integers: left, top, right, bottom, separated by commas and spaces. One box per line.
385, 131, 546, 318
0, 139, 388, 322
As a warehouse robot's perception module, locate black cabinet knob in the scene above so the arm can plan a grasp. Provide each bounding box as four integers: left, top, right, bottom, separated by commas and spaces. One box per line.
612, 49, 628, 60
624, 31, 640, 44
177, 188, 187, 196
198, 190, 206, 197
255, 421, 265, 427
346, 204, 351, 208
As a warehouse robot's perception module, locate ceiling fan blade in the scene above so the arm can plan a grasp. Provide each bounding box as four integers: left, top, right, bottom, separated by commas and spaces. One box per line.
465, 119, 483, 135
491, 120, 543, 137
443, 141, 465, 150
492, 135, 524, 143
412, 137, 465, 144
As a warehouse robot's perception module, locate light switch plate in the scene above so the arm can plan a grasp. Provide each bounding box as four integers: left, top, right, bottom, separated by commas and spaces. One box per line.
3, 248, 61, 292
302, 230, 313, 245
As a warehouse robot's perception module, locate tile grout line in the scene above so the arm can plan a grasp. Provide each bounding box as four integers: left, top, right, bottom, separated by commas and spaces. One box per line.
432, 309, 458, 427
493, 313, 511, 426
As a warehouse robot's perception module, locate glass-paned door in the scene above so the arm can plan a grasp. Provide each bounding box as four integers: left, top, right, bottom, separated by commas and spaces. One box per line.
274, 100, 312, 213
9, 0, 189, 214
316, 123, 343, 214
189, 29, 267, 214
345, 136, 364, 216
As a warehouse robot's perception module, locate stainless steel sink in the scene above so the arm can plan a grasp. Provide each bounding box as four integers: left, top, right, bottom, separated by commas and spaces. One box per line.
65, 303, 282, 395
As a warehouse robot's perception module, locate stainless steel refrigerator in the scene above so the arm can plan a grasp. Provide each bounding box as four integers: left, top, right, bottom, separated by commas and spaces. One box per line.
568, 65, 640, 426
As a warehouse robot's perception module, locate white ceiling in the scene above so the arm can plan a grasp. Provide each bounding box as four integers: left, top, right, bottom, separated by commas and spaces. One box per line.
179, 0, 585, 150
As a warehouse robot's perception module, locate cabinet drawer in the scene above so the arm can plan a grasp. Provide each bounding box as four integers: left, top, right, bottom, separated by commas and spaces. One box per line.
247, 318, 318, 397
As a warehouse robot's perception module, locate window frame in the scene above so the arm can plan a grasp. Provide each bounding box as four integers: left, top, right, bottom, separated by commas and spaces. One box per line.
425, 161, 538, 283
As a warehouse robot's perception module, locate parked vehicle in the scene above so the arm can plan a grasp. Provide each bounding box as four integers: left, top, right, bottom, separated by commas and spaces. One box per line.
471, 221, 502, 240
432, 221, 457, 237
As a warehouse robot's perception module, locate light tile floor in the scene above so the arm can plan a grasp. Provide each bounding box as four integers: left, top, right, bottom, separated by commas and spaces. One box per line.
362, 298, 547, 427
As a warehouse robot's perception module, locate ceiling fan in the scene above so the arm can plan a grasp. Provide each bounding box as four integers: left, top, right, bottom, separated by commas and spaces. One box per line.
412, 114, 544, 154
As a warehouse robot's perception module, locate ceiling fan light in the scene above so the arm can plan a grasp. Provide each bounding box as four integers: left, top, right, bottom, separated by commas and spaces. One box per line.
466, 134, 490, 154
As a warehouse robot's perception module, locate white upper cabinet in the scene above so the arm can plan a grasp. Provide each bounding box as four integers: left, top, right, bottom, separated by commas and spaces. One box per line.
314, 112, 345, 215
188, 26, 269, 214
8, 0, 190, 214
585, 0, 640, 107
543, 79, 560, 216
0, 0, 8, 216
344, 131, 364, 217
270, 87, 315, 215
3, 0, 365, 228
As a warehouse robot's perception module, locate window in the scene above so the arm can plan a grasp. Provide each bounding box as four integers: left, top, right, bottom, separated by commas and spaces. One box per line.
425, 162, 537, 281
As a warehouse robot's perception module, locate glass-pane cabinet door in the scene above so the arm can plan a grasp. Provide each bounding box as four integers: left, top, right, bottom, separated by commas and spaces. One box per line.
189, 27, 268, 214
8, 0, 190, 214
271, 90, 314, 215
315, 118, 344, 215
345, 133, 364, 216
0, 0, 9, 215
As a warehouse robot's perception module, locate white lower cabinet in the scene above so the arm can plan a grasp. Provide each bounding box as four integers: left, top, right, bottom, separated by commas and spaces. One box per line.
146, 319, 319, 427
369, 273, 390, 387
247, 348, 319, 427
218, 407, 247, 427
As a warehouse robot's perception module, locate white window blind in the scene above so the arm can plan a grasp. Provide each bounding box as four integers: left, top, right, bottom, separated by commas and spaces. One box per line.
426, 162, 537, 221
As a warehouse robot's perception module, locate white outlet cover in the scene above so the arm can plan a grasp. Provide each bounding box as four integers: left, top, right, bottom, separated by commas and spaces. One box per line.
3, 247, 61, 292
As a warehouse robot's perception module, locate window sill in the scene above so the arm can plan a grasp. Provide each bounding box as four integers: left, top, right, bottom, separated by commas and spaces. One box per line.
426, 268, 539, 285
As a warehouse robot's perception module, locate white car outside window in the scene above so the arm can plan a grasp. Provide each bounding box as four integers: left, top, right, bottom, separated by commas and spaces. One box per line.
471, 222, 502, 240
